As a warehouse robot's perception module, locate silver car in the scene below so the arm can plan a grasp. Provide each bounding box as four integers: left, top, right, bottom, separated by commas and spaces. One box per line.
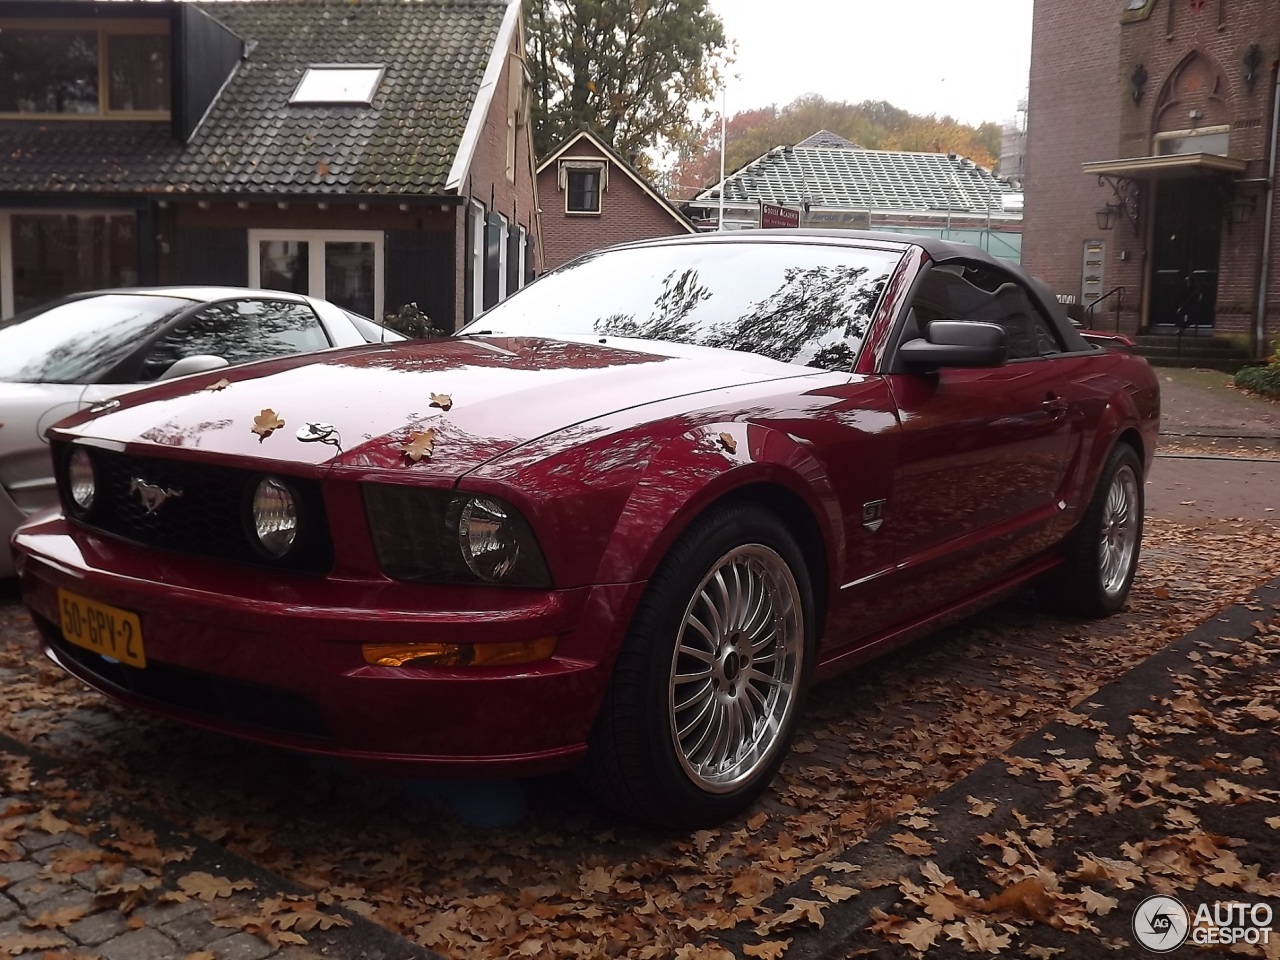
0, 286, 404, 576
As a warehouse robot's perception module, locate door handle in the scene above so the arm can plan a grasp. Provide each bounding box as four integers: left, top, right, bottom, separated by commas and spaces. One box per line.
1042, 395, 1070, 417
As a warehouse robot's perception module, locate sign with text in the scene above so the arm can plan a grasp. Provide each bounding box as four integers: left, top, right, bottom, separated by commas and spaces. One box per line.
760, 202, 801, 229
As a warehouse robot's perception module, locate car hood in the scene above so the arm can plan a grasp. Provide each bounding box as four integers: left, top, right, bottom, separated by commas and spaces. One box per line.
49, 336, 817, 479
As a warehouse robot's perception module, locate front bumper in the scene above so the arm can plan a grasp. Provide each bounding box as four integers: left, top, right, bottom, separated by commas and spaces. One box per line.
12, 515, 643, 776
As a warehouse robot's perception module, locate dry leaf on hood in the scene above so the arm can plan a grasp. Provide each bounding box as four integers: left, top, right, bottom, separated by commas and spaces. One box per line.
399, 428, 437, 463
207, 378, 231, 392
430, 392, 454, 411
251, 409, 285, 441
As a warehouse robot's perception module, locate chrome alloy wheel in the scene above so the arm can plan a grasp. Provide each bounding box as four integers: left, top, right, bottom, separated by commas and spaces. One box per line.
1099, 463, 1139, 597
668, 544, 803, 793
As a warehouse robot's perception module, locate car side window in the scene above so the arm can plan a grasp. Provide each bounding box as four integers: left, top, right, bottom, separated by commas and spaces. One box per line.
908, 265, 1064, 361
138, 299, 331, 381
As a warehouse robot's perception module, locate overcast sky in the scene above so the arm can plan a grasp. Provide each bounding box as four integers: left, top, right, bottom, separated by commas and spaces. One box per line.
710, 0, 1033, 128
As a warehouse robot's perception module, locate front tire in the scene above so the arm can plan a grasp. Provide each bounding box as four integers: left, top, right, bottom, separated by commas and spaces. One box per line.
1053, 443, 1144, 617
583, 504, 815, 828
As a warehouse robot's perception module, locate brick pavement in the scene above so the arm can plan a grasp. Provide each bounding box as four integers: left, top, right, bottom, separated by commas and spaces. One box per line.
0, 693, 433, 960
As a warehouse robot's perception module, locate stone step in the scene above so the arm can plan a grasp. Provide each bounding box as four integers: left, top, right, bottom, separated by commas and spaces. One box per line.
1140, 355, 1256, 373
1133, 336, 1249, 354
1135, 345, 1252, 360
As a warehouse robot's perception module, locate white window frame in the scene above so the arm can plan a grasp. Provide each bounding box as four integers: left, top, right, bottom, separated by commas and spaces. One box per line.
248, 229, 384, 320
495, 212, 509, 303
1154, 124, 1231, 157
469, 200, 485, 322
0, 207, 138, 319
559, 158, 607, 215
290, 65, 385, 105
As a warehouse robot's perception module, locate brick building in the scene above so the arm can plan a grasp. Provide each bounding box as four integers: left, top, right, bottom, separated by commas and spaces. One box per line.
535, 129, 696, 271
1024, 0, 1279, 355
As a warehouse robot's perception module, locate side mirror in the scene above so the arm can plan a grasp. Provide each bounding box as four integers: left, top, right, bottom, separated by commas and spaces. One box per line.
899, 321, 1009, 368
158, 355, 230, 381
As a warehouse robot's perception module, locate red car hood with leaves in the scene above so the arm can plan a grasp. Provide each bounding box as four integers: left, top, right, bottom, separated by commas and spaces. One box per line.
49, 337, 813, 480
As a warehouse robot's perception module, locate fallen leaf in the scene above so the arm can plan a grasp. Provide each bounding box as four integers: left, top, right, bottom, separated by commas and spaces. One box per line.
251, 409, 285, 441
980, 876, 1055, 923
0, 932, 69, 954
20, 905, 87, 930
176, 872, 254, 902
889, 833, 935, 857
718, 432, 737, 454
1077, 887, 1119, 916
743, 941, 791, 959
899, 918, 943, 952
430, 392, 453, 411
967, 796, 997, 818
207, 379, 231, 392
398, 428, 437, 463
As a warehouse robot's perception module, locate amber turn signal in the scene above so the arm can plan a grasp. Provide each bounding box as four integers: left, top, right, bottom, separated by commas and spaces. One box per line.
362, 636, 557, 668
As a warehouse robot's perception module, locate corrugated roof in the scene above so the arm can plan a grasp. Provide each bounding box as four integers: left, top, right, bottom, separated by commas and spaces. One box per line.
0, 0, 507, 195
699, 144, 1015, 213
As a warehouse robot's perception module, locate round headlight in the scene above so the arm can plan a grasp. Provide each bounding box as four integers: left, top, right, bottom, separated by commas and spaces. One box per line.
458, 496, 520, 581
251, 477, 298, 558
68, 448, 95, 513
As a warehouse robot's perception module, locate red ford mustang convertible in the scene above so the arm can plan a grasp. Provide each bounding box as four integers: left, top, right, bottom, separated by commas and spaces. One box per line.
11, 232, 1159, 827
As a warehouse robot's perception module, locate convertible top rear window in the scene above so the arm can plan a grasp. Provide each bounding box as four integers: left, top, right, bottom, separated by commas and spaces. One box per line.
464, 242, 901, 371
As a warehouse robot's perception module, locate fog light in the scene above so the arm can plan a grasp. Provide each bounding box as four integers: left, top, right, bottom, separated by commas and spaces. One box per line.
68, 448, 95, 513
362, 636, 557, 668
251, 477, 298, 557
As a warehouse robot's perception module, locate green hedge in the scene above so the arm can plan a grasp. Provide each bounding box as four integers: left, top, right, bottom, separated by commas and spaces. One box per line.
1234, 364, 1280, 400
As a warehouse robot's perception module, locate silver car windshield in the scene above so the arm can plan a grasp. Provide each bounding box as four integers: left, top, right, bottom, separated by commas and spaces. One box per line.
0, 294, 194, 383
460, 242, 903, 371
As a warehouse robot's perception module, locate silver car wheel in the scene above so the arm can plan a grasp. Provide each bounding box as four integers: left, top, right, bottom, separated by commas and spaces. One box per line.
668, 544, 803, 794
1098, 462, 1139, 597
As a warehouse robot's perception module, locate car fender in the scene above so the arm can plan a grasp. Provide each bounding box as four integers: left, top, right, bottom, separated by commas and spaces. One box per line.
1063, 377, 1151, 528
593, 420, 843, 594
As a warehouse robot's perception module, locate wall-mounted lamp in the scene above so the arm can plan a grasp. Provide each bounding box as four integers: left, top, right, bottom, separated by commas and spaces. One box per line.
1227, 194, 1256, 226
1129, 63, 1149, 105
1096, 203, 1120, 231
1244, 44, 1264, 93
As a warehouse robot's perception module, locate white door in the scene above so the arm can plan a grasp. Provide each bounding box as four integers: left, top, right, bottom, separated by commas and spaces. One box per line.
249, 230, 384, 320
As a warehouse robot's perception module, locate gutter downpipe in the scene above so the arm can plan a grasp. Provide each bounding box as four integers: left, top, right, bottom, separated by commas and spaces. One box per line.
1255, 62, 1280, 358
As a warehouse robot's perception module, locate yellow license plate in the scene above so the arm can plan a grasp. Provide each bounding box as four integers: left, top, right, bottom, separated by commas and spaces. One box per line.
58, 589, 146, 669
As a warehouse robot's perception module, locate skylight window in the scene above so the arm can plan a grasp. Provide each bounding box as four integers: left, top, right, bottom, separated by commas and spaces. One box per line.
290, 66, 383, 105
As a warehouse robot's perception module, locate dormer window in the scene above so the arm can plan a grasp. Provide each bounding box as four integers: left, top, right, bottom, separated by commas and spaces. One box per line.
0, 21, 170, 117
560, 160, 607, 215
290, 66, 384, 105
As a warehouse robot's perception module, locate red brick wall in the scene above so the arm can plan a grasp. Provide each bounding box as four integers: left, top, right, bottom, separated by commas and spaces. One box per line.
1024, 0, 1123, 318
1025, 0, 1280, 349
451, 20, 541, 328
537, 138, 693, 271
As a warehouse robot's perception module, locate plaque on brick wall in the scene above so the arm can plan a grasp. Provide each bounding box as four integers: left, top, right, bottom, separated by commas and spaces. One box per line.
1081, 239, 1106, 314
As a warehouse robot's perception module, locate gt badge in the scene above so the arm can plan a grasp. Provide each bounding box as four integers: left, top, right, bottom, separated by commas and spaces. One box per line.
130, 478, 183, 515
862, 499, 886, 533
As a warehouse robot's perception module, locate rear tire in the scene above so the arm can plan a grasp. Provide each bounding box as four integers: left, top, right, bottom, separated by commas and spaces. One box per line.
1050, 443, 1144, 617
583, 504, 815, 829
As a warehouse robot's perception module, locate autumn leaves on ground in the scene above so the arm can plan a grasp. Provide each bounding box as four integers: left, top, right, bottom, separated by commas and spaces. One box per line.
0, 513, 1277, 960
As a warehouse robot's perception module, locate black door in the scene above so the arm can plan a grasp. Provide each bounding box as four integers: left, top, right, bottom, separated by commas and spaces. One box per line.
1151, 179, 1221, 330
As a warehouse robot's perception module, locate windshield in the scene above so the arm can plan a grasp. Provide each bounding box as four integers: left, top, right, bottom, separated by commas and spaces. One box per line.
0, 294, 196, 384
460, 241, 902, 371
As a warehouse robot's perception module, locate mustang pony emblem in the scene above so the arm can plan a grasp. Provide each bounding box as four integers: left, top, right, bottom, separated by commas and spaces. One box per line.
129, 478, 183, 515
